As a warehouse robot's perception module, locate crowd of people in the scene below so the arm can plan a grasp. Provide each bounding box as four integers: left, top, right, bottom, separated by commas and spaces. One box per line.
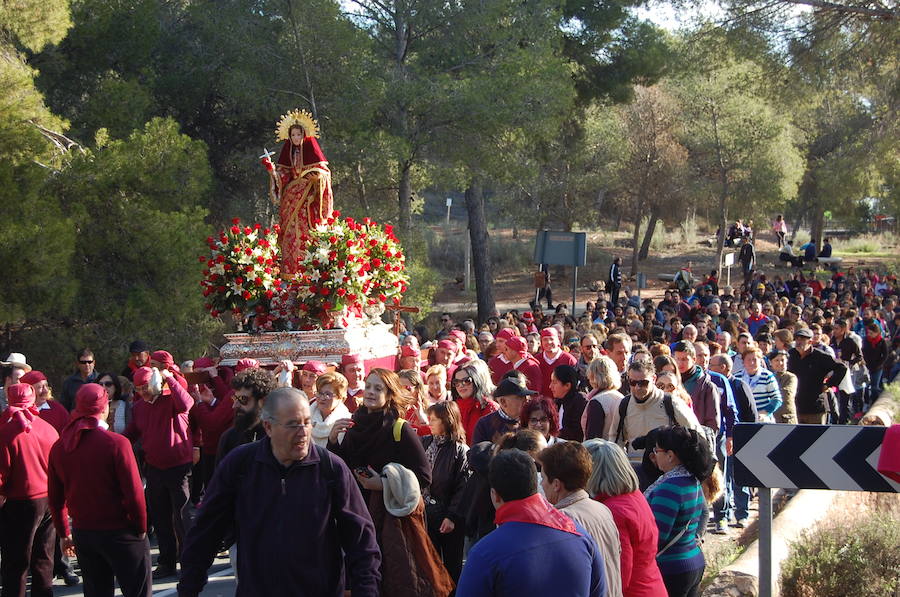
1, 251, 898, 597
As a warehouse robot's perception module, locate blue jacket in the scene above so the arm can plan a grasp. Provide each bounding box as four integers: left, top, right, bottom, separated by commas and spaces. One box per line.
457, 519, 607, 597
177, 439, 381, 597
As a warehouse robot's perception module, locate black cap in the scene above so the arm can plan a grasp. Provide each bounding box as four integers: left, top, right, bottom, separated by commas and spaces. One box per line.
493, 378, 537, 399
794, 328, 814, 339
129, 340, 149, 353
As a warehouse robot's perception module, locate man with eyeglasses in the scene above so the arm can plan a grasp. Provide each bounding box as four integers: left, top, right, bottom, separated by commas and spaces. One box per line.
440, 312, 455, 334
123, 365, 195, 579
576, 332, 602, 390
609, 361, 700, 464
60, 347, 98, 411
178, 388, 381, 597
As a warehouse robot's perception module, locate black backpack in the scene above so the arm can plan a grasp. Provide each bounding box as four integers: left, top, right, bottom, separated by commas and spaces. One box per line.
614, 393, 676, 448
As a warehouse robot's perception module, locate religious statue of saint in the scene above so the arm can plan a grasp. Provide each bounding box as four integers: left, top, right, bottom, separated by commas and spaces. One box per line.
264, 109, 333, 275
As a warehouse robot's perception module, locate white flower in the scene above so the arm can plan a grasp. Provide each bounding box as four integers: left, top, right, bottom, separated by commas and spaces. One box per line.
210, 263, 225, 275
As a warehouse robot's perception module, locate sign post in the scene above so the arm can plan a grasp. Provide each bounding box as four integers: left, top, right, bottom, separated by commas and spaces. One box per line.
445, 197, 452, 225
533, 231, 587, 315
723, 252, 735, 288
733, 423, 899, 597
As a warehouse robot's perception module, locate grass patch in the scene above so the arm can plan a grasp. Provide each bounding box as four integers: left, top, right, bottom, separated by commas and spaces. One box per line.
832, 233, 897, 256
700, 541, 743, 590
780, 509, 900, 597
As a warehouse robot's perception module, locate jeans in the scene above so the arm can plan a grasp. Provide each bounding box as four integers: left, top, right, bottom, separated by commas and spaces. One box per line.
712, 433, 731, 523
715, 454, 750, 522
867, 369, 883, 404
837, 390, 864, 423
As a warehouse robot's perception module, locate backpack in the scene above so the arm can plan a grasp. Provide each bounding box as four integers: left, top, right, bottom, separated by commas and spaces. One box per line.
614, 393, 677, 448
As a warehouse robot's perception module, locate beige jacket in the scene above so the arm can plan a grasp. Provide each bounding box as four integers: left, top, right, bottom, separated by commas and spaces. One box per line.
557, 489, 623, 597
608, 387, 701, 459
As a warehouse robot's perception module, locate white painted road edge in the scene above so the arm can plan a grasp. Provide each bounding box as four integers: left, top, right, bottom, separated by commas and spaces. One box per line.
153, 566, 234, 597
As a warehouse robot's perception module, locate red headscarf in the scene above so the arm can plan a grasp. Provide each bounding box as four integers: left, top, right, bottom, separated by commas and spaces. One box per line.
61, 383, 109, 452
3, 383, 38, 433
133, 366, 154, 387
277, 136, 327, 169
494, 493, 580, 535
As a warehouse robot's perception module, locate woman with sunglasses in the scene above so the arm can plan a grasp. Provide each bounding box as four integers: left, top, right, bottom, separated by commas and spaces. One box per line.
96, 372, 130, 433
449, 361, 497, 446
645, 426, 714, 597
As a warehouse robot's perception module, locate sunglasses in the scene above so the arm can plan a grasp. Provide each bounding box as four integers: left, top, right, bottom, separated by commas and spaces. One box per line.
100, 381, 116, 387
628, 379, 650, 388
452, 377, 473, 386
79, 360, 94, 365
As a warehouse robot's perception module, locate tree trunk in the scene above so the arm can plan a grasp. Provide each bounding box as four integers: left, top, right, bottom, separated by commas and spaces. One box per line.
638, 208, 660, 261
465, 179, 496, 323
712, 108, 728, 273
355, 161, 371, 212
630, 217, 641, 277
810, 202, 825, 250
398, 162, 412, 235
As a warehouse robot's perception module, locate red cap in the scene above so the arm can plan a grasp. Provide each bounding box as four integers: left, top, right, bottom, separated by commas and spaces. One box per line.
506, 336, 527, 353
20, 370, 47, 386
151, 350, 175, 369
235, 358, 260, 372
302, 360, 327, 374
6, 383, 35, 408
496, 328, 516, 341
540, 328, 559, 340
400, 345, 420, 357
341, 354, 363, 367
449, 330, 466, 343
521, 311, 535, 322
133, 367, 153, 386
437, 340, 456, 350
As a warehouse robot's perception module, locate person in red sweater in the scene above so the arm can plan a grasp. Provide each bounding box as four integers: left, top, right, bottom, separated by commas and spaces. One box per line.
21, 370, 69, 433
488, 328, 517, 384
123, 366, 194, 579
21, 370, 80, 586
187, 367, 235, 500
0, 383, 60, 597
504, 335, 543, 392
150, 349, 189, 390
584, 438, 666, 597
537, 327, 578, 397
48, 383, 152, 597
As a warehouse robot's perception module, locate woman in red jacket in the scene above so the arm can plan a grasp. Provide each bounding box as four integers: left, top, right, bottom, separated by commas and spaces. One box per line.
583, 438, 666, 597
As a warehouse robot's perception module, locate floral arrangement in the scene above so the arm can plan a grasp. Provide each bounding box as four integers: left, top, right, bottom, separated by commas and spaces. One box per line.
199, 212, 408, 330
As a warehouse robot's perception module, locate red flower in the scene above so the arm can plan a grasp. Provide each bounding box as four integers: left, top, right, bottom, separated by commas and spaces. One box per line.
346, 239, 354, 248
235, 277, 244, 285
265, 289, 274, 299
264, 228, 271, 235
243, 226, 252, 234
254, 223, 261, 230
337, 288, 346, 296
322, 301, 333, 311
255, 277, 263, 286
232, 217, 241, 225
321, 288, 330, 296
329, 236, 337, 244
230, 226, 240, 234
274, 224, 281, 233
372, 258, 382, 268
333, 210, 341, 218
211, 310, 219, 317
245, 247, 253, 255
369, 239, 378, 247
242, 290, 251, 300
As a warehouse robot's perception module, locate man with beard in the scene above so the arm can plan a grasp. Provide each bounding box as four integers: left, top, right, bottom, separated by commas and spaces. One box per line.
216, 368, 277, 464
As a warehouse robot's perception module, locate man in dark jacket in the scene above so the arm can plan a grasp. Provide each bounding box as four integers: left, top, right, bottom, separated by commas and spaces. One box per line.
738, 235, 755, 287
177, 388, 381, 597
216, 367, 276, 465
673, 341, 721, 431
608, 257, 622, 308
788, 328, 847, 424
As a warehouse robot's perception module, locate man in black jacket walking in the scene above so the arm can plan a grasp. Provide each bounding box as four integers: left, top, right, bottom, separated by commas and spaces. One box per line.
788, 328, 847, 424
608, 257, 622, 308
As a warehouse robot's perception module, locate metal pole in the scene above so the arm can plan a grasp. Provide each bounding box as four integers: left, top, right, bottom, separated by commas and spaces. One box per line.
759, 488, 773, 597
572, 266, 578, 316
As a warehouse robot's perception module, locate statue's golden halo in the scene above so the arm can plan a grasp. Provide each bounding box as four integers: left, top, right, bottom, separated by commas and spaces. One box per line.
275, 109, 319, 142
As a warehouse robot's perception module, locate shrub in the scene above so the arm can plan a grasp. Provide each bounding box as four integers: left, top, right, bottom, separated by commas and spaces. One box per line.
780, 512, 900, 597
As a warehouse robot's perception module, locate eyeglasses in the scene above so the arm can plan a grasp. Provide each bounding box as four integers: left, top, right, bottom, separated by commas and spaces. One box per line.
452, 377, 473, 386
528, 417, 549, 425
275, 421, 311, 432
79, 360, 94, 365
628, 379, 650, 387
100, 381, 116, 387
316, 391, 336, 399
234, 394, 252, 406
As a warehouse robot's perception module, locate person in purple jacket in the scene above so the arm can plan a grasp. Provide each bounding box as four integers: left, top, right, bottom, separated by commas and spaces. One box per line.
176, 388, 381, 597
123, 365, 194, 579
456, 449, 607, 597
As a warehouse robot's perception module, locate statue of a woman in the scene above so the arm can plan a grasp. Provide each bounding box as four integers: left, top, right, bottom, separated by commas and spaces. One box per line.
266, 109, 334, 275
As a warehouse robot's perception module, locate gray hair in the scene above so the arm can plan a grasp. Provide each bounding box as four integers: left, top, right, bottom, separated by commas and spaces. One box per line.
587, 356, 621, 392
711, 353, 733, 373
461, 358, 496, 398
261, 387, 309, 423
583, 438, 639, 497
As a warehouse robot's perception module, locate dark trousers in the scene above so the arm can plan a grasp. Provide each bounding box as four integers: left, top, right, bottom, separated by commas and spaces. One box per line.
145, 463, 191, 569
663, 567, 704, 597
0, 497, 55, 597
609, 283, 621, 307
426, 523, 465, 583
73, 529, 152, 597
53, 537, 76, 577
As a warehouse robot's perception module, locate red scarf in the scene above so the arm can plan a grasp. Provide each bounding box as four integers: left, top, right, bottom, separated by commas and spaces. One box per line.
494, 493, 580, 535
61, 383, 109, 452
867, 332, 884, 348
3, 384, 38, 434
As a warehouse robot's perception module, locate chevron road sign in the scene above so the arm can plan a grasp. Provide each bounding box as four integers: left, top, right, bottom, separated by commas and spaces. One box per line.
733, 423, 899, 493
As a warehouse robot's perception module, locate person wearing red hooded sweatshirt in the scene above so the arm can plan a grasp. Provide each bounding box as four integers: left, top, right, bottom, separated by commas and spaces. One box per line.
504, 336, 543, 393
188, 357, 235, 500
537, 328, 577, 398
488, 328, 517, 384
48, 383, 152, 597
123, 366, 194, 579
150, 350, 189, 390
0, 383, 60, 597
21, 370, 69, 433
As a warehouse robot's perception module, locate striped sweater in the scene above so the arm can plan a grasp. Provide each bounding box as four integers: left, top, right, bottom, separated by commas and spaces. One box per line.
738, 368, 782, 417
645, 474, 705, 575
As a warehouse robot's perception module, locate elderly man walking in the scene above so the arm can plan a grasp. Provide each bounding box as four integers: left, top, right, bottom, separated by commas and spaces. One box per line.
177, 388, 381, 597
